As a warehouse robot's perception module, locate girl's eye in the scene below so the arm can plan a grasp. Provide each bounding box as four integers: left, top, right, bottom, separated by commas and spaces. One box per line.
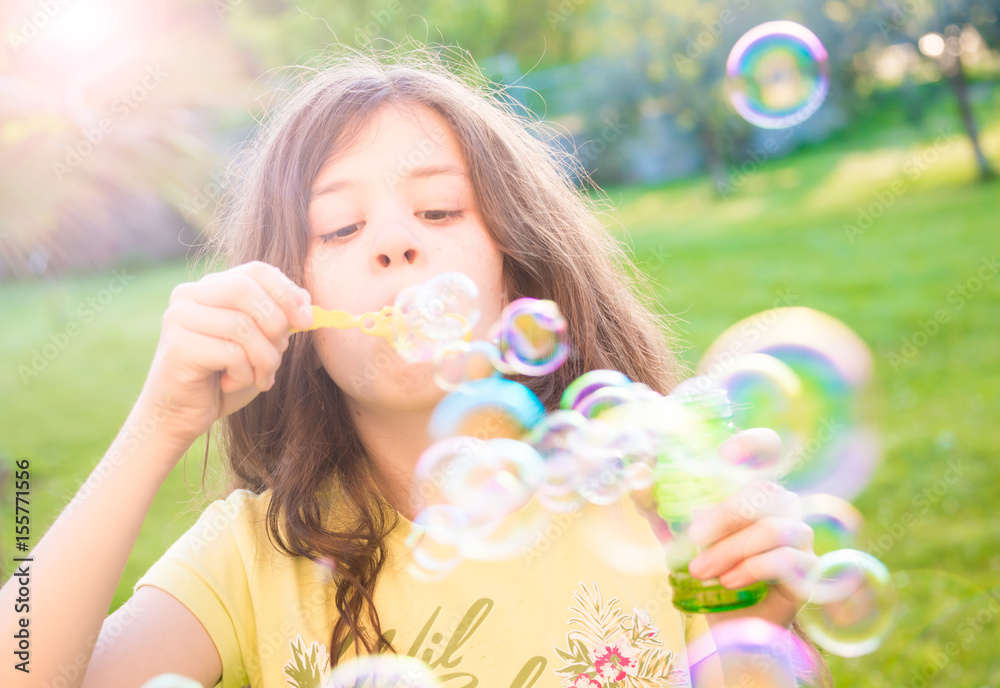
320, 222, 363, 243
418, 210, 463, 222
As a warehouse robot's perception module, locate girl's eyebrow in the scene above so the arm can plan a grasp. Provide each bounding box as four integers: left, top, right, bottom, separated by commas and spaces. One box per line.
312, 164, 466, 198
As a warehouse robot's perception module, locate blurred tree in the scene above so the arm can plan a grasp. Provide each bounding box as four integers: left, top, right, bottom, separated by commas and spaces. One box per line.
926, 0, 998, 180
555, 0, 858, 193
865, 0, 998, 180
220, 0, 589, 73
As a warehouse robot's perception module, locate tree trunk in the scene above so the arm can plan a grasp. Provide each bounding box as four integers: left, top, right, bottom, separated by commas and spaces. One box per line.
945, 53, 997, 181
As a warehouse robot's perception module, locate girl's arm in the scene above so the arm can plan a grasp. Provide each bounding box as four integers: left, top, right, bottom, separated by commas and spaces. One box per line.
0, 405, 221, 688
0, 261, 314, 687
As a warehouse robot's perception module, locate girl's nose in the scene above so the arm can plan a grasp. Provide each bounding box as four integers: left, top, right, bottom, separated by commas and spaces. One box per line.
375, 246, 418, 268
371, 218, 423, 270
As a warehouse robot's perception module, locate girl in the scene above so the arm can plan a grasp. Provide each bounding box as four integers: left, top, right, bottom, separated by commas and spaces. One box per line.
1, 48, 821, 688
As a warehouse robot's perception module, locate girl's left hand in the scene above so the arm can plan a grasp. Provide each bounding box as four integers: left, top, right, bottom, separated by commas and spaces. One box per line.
632, 428, 818, 628
685, 477, 818, 628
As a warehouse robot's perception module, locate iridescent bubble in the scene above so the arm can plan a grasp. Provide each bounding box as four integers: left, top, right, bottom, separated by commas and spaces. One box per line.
574, 385, 638, 419
456, 496, 552, 561
412, 435, 543, 527
697, 307, 876, 498
391, 272, 479, 362
799, 549, 898, 657
801, 494, 864, 555
429, 377, 545, 441
411, 436, 486, 513
526, 409, 591, 511
561, 369, 632, 410
325, 655, 440, 688
726, 21, 830, 129
566, 419, 629, 505
409, 437, 548, 566
688, 618, 819, 687
405, 505, 468, 581
497, 298, 570, 375
432, 340, 501, 391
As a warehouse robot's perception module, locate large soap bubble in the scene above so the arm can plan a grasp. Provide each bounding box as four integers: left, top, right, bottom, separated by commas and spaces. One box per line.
799, 549, 898, 657
697, 307, 877, 499
726, 20, 830, 129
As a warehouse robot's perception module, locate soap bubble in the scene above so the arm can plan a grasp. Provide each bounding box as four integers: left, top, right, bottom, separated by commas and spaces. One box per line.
566, 419, 629, 505
801, 493, 863, 555
726, 20, 830, 129
408, 435, 548, 566
574, 385, 638, 419
325, 655, 440, 688
799, 549, 898, 657
391, 272, 479, 362
412, 436, 543, 526
405, 505, 468, 581
697, 307, 877, 498
429, 377, 545, 441
561, 369, 632, 410
688, 618, 819, 688
432, 340, 501, 391
497, 298, 570, 375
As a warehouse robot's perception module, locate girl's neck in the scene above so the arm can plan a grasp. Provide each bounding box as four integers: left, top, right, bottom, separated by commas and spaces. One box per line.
348, 400, 437, 522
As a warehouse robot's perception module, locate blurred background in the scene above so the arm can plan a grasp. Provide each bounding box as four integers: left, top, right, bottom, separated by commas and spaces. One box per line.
0, 0, 998, 684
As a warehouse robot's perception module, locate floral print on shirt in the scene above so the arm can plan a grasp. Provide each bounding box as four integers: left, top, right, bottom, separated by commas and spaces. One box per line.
553, 582, 688, 688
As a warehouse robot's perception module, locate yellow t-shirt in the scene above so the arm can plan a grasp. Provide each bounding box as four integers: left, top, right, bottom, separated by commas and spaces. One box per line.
133, 487, 712, 688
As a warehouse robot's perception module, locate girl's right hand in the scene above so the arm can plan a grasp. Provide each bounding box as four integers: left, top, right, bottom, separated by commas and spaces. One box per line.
134, 261, 314, 460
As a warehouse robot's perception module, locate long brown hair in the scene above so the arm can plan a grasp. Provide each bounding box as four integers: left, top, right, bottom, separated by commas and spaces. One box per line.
199, 44, 823, 679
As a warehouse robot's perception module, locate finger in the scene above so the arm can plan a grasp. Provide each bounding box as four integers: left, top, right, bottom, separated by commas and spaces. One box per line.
191, 272, 298, 344
688, 481, 801, 547
717, 427, 782, 471
717, 547, 818, 596
234, 261, 313, 331
166, 302, 283, 391
166, 328, 257, 394
688, 515, 814, 581
194, 262, 313, 334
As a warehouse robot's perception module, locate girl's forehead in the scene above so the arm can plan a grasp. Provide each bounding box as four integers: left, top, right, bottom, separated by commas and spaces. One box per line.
314, 103, 467, 185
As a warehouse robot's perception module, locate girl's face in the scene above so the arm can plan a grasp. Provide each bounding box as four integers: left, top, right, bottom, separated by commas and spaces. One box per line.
303, 102, 505, 414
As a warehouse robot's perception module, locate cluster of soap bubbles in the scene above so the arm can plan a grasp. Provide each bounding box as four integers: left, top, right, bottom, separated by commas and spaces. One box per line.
397, 281, 899, 665
725, 20, 830, 129
387, 271, 571, 391
389, 272, 482, 363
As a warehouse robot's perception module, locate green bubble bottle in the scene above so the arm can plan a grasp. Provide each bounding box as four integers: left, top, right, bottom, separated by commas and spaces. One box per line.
652, 387, 768, 613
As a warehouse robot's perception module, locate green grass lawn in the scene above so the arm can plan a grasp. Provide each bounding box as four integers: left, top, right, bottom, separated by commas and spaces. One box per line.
2, 94, 999, 684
